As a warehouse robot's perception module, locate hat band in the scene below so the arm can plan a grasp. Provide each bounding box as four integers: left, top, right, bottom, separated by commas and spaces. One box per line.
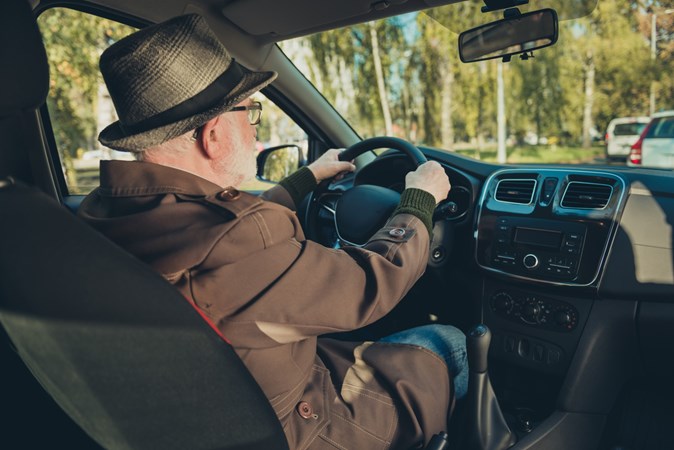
119, 60, 245, 136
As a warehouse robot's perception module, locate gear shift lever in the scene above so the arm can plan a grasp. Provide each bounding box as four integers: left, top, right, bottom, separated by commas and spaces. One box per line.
466, 324, 516, 450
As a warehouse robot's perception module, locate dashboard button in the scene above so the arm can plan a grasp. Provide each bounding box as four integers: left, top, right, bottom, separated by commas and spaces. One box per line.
518, 339, 531, 358
547, 349, 561, 365
504, 336, 516, 353
533, 345, 545, 362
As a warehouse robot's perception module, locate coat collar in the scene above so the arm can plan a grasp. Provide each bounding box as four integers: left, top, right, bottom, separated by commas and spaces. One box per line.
98, 160, 225, 197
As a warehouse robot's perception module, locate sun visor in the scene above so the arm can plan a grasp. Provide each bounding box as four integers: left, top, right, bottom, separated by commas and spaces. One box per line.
221, 0, 457, 39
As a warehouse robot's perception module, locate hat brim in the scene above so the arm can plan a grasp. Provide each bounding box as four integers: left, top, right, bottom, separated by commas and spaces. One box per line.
98, 67, 277, 152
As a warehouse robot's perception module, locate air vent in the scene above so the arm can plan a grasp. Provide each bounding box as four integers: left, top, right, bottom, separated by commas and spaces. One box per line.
561, 182, 612, 209
495, 179, 536, 204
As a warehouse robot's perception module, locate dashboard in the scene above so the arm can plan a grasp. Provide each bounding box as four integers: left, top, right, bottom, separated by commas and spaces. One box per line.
338, 150, 674, 386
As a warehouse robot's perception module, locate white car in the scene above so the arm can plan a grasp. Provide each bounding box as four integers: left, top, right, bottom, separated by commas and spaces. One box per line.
629, 110, 674, 168
605, 116, 649, 162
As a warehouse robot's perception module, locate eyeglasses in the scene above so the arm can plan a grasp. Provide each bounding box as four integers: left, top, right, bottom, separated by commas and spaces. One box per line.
228, 101, 263, 126
191, 101, 263, 141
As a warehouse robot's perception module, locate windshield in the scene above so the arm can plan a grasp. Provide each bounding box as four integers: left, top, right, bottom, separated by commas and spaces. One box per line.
279, 0, 674, 168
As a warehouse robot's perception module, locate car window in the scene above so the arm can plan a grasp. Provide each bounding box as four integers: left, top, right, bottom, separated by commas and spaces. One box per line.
38, 8, 307, 195
646, 117, 674, 139
613, 123, 647, 136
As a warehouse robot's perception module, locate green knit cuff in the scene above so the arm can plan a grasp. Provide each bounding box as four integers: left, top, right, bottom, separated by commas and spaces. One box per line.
278, 166, 318, 207
391, 188, 436, 236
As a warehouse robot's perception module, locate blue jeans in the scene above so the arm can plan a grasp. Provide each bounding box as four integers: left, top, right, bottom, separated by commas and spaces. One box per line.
379, 324, 468, 400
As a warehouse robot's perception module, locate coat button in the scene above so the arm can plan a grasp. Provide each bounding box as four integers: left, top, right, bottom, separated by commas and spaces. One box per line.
217, 187, 240, 201
296, 401, 313, 419
389, 228, 406, 237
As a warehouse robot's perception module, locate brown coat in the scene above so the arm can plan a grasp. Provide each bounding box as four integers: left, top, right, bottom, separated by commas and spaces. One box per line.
79, 161, 454, 450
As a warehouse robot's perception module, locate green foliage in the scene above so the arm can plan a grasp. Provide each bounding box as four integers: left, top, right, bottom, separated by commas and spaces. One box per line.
289, 0, 671, 157
591, 1, 652, 132
456, 145, 604, 164
38, 8, 134, 159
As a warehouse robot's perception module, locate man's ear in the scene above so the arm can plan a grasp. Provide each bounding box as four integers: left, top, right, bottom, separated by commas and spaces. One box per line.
197, 115, 222, 160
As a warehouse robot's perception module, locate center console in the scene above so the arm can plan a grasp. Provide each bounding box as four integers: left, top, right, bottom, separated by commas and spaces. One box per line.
473, 169, 627, 436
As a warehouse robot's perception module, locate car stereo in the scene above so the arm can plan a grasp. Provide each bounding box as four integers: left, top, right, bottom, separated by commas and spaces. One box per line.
486, 216, 587, 281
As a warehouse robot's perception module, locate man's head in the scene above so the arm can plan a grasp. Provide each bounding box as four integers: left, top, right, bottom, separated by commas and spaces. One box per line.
97, 13, 277, 185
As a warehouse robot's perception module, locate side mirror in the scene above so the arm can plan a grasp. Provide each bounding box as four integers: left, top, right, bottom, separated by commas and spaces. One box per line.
256, 144, 305, 183
458, 8, 558, 63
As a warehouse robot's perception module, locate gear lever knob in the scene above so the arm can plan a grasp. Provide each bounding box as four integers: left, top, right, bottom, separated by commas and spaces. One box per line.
467, 324, 491, 373
465, 323, 516, 450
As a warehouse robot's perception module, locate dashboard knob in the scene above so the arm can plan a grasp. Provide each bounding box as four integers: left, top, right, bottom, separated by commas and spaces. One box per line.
523, 254, 539, 269
522, 303, 541, 323
492, 292, 513, 314
555, 310, 572, 326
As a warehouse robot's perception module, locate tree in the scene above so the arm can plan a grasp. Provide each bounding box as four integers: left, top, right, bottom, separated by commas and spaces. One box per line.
417, 4, 479, 148
38, 8, 133, 186
369, 21, 393, 136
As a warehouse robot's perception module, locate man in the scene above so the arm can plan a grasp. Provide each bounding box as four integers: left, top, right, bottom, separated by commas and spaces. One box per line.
79, 13, 467, 450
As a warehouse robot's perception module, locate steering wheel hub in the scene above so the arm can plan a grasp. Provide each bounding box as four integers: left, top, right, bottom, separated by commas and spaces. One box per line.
335, 185, 401, 246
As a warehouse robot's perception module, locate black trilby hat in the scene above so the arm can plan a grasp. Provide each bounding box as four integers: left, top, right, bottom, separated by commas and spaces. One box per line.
98, 13, 277, 152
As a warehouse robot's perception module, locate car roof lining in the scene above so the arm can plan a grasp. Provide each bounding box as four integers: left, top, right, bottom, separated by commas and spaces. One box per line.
41, 0, 463, 43
220, 0, 463, 43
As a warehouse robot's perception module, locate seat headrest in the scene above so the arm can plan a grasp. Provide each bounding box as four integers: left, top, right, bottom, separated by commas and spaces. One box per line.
0, 0, 49, 117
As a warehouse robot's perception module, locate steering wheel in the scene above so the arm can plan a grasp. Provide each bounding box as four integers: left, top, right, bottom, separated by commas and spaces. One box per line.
306, 137, 427, 246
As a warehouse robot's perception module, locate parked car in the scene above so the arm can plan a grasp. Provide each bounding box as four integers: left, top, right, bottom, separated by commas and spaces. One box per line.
629, 110, 674, 168
2, 1, 674, 450
604, 116, 649, 162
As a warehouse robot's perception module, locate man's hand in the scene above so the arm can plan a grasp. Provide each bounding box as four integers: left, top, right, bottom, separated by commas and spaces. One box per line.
307, 149, 356, 183
405, 161, 451, 204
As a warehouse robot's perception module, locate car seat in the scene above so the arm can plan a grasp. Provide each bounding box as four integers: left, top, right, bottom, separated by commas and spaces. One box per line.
0, 0, 288, 448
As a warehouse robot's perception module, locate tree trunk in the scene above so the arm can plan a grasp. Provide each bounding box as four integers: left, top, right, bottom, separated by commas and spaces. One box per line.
497, 61, 507, 164
476, 61, 486, 160
535, 103, 541, 146
582, 50, 595, 149
440, 58, 454, 151
369, 21, 393, 136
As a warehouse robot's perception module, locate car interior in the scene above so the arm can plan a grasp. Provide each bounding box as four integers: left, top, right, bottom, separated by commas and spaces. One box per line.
2, 0, 674, 449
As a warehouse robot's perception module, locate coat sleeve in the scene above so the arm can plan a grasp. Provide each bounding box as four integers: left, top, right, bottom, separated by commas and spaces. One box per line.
259, 166, 317, 211
192, 205, 431, 346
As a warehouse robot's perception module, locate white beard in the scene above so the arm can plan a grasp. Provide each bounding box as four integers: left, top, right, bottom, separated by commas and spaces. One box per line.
213, 143, 257, 187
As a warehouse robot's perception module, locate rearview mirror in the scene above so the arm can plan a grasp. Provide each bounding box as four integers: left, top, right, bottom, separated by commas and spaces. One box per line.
458, 8, 558, 63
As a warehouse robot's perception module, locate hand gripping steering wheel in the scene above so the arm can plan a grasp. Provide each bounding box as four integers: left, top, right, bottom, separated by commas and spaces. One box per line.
306, 137, 427, 246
